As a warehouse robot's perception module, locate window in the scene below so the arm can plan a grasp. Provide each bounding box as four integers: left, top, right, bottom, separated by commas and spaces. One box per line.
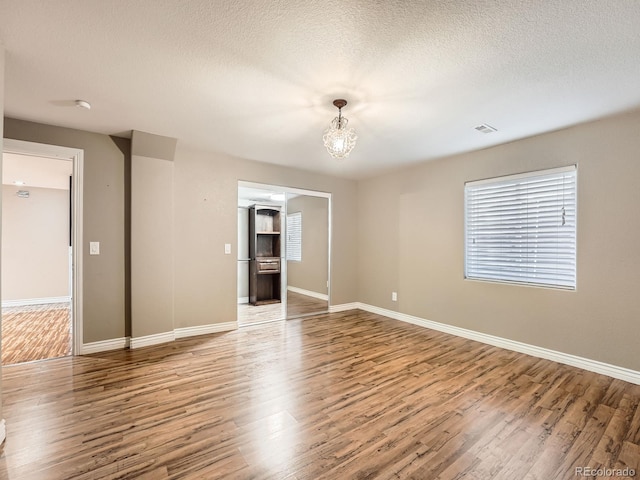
465, 165, 577, 289
286, 212, 302, 261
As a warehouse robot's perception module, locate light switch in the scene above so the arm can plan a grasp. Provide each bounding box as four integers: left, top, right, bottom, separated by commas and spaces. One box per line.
224, 243, 231, 255
90, 242, 100, 255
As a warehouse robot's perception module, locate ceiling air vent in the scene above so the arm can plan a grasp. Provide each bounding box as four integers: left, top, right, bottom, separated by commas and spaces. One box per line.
474, 124, 497, 134
16, 190, 30, 198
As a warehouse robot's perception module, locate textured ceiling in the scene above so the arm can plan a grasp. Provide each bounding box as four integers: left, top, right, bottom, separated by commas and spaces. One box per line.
1, 1, 640, 179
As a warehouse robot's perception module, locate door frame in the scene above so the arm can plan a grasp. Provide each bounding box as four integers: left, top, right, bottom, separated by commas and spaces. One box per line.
238, 180, 332, 314
2, 138, 84, 355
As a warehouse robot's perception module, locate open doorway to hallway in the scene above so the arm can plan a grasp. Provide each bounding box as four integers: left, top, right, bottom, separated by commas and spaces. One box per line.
1, 151, 73, 364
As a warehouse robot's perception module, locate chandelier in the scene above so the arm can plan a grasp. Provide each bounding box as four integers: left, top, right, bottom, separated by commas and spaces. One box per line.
323, 99, 357, 159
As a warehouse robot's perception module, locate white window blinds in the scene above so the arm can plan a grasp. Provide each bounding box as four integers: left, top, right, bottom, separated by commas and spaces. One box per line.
465, 165, 577, 289
286, 212, 302, 261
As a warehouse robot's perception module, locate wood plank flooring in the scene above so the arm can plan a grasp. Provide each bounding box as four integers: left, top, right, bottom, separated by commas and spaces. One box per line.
285, 291, 327, 319
1, 309, 639, 479
1, 303, 72, 365
237, 299, 285, 326
237, 291, 328, 326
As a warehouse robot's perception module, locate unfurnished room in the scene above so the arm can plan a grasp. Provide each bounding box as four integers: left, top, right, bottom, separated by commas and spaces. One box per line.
0, 1, 639, 479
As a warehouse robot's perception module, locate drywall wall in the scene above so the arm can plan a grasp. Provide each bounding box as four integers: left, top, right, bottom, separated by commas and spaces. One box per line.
3, 118, 357, 340
3, 118, 127, 344
2, 185, 70, 301
130, 131, 176, 340
173, 144, 358, 329
358, 109, 640, 371
286, 195, 329, 296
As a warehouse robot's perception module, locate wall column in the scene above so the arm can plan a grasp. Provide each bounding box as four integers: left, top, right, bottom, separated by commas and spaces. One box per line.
130, 131, 177, 347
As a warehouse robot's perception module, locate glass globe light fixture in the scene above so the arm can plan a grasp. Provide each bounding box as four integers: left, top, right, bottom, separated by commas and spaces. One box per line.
323, 99, 357, 159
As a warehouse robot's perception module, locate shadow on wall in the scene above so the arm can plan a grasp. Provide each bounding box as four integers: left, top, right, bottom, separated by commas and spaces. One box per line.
110, 135, 132, 339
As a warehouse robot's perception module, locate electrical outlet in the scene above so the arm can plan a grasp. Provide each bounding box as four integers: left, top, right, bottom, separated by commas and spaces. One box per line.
392, 291, 397, 302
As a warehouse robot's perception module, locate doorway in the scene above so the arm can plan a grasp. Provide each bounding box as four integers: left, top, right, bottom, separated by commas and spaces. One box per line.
237, 182, 330, 327
237, 186, 286, 326
1, 139, 84, 363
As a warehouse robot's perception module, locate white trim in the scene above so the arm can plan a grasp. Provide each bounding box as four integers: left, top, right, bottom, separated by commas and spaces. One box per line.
3, 139, 83, 161
238, 181, 331, 199
130, 331, 176, 349
328, 302, 360, 313
3, 139, 84, 357
81, 337, 129, 354
355, 303, 640, 385
72, 149, 84, 357
287, 286, 328, 301
0, 419, 5, 446
2, 296, 71, 308
174, 321, 237, 339
465, 164, 577, 187
80, 323, 237, 353
238, 296, 249, 304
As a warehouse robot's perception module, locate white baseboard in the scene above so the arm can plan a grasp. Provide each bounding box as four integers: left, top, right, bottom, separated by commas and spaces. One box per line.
130, 331, 176, 349
175, 322, 237, 339
0, 419, 5, 445
81, 337, 129, 354
80, 323, 238, 353
238, 296, 249, 304
2, 296, 71, 308
78, 302, 639, 385
329, 302, 360, 313
287, 286, 328, 301
355, 302, 640, 386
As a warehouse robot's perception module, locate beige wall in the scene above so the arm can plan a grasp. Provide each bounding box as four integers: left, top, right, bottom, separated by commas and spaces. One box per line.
3, 118, 127, 343
358, 109, 640, 371
130, 131, 176, 339
2, 185, 70, 301
286, 195, 329, 296
1, 119, 358, 340
131, 155, 174, 337
3, 108, 638, 374
173, 144, 358, 329
1, 105, 637, 374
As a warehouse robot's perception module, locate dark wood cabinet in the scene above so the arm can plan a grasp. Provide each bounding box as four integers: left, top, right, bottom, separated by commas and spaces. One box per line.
249, 205, 282, 305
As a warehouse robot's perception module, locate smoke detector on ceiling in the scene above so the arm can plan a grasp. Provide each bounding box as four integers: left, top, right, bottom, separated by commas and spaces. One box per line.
75, 99, 91, 110
474, 124, 497, 134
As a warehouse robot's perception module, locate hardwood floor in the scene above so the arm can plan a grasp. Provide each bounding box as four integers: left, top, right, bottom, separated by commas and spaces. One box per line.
285, 291, 327, 319
1, 309, 638, 479
237, 299, 285, 326
1, 302, 72, 365
237, 291, 328, 326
